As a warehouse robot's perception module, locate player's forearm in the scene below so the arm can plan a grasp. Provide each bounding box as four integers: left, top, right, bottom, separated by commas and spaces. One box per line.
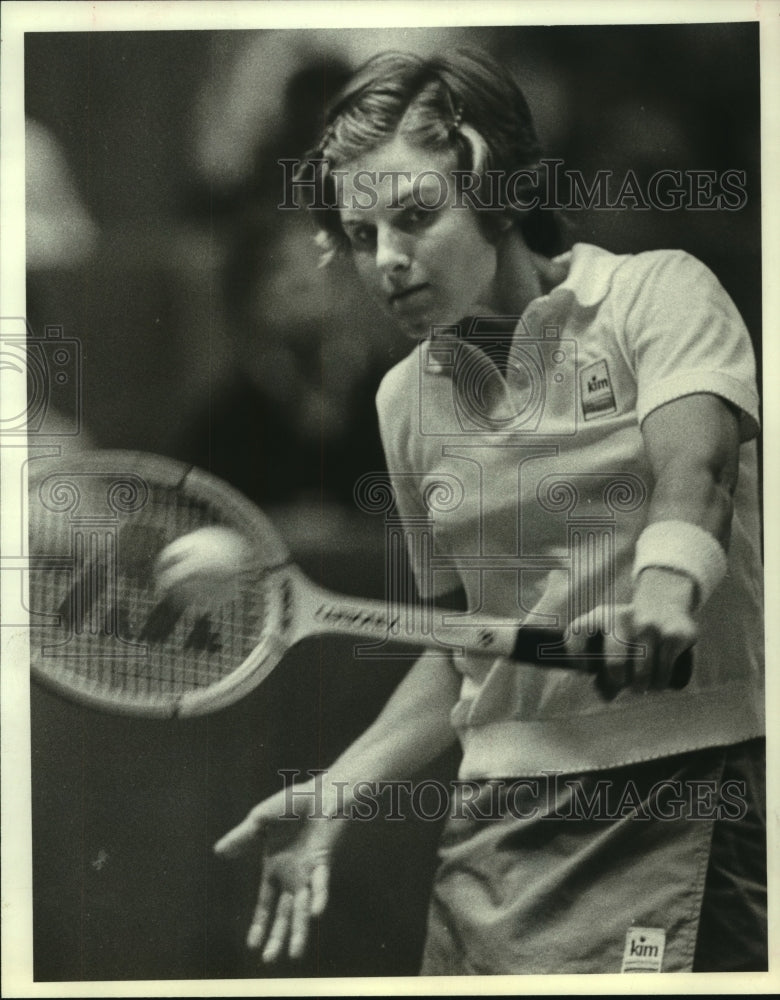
640, 394, 740, 549
646, 455, 736, 548
317, 650, 460, 816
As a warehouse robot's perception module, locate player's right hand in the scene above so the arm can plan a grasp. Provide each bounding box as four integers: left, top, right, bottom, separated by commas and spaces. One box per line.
568, 574, 697, 699
214, 779, 341, 963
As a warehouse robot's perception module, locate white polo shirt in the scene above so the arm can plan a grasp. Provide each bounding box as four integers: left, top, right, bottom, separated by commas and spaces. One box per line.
376, 243, 764, 778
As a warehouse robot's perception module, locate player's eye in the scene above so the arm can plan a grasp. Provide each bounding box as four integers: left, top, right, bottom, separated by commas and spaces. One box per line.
344, 224, 376, 251
399, 205, 436, 231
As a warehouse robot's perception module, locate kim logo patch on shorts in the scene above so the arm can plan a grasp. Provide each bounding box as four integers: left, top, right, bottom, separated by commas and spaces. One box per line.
621, 926, 666, 973
580, 358, 617, 420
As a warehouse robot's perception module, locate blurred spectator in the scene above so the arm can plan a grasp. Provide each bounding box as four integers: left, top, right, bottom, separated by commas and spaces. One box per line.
25, 117, 97, 452
26, 118, 99, 271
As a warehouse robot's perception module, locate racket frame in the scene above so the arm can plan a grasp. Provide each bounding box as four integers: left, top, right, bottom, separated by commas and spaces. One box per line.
28, 451, 292, 718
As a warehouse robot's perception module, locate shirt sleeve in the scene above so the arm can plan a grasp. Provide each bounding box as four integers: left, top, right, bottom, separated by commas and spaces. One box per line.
619, 250, 760, 441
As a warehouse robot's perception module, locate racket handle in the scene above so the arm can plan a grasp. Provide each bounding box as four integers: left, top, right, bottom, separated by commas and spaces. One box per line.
509, 627, 695, 697
510, 627, 569, 665
586, 631, 695, 700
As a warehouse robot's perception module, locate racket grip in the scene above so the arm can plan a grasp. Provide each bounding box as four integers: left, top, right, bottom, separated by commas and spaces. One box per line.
510, 627, 695, 696
590, 633, 695, 701
510, 627, 569, 665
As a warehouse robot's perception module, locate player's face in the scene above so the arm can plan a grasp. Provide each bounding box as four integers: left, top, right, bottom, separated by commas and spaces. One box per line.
337, 135, 500, 339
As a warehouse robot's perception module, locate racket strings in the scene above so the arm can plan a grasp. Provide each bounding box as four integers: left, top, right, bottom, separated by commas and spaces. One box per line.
28, 481, 270, 706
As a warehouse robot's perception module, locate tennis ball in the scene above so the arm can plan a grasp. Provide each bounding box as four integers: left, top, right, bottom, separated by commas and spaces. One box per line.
156, 526, 252, 607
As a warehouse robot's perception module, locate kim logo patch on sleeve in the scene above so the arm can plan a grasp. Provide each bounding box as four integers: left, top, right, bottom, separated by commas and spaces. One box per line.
580, 358, 617, 419
621, 926, 666, 973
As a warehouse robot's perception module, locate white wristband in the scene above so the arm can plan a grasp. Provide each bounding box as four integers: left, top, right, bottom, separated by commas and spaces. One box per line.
632, 520, 728, 609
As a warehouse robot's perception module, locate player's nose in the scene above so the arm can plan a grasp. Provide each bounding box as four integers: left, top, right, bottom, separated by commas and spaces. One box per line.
375, 225, 412, 275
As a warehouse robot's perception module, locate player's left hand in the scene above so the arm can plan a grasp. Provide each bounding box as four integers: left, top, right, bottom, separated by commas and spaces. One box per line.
569, 567, 698, 699
214, 777, 341, 963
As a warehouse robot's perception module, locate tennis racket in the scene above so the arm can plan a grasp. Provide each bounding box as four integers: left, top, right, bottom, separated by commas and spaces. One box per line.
26, 450, 690, 717
25, 450, 582, 718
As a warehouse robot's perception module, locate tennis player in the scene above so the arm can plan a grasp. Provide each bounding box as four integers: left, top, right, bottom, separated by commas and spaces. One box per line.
210, 50, 766, 974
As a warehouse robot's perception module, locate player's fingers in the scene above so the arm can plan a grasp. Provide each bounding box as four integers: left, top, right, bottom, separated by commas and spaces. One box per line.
568, 603, 626, 659
576, 622, 606, 690
288, 885, 312, 960
595, 654, 629, 700
649, 636, 679, 691
565, 608, 600, 658
625, 626, 658, 693
650, 634, 693, 690
246, 877, 276, 950
631, 655, 653, 693
213, 809, 266, 858
596, 608, 637, 698
310, 863, 330, 918
262, 891, 293, 964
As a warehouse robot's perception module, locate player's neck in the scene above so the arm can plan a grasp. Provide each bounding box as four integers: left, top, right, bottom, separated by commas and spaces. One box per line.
492, 230, 546, 316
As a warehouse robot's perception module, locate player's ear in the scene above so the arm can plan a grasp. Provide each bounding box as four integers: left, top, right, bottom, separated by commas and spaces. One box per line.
478, 211, 514, 247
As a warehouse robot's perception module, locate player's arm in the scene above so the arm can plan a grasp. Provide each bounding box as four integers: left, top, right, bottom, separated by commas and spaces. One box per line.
320, 647, 462, 797
214, 632, 462, 962
641, 392, 739, 544
598, 391, 740, 694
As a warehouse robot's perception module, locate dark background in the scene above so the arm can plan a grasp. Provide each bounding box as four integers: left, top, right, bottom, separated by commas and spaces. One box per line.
24, 23, 761, 981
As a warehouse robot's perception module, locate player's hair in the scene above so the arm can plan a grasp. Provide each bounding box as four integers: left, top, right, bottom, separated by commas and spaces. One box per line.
299, 49, 567, 262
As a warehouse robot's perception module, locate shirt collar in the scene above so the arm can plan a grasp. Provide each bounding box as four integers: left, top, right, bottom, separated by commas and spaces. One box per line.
423, 243, 621, 376
544, 242, 622, 309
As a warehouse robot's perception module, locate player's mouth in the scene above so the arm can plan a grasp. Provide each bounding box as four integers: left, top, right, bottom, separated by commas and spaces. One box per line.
388, 283, 431, 311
